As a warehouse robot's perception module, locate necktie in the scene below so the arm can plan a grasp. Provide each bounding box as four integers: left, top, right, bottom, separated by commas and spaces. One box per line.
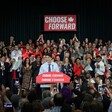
48, 64, 51, 72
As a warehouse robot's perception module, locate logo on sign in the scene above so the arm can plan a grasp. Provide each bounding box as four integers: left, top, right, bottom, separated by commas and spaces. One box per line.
68, 17, 74, 22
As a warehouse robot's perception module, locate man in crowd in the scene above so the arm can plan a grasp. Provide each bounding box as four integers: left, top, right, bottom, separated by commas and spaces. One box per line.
11, 45, 22, 61
95, 55, 105, 78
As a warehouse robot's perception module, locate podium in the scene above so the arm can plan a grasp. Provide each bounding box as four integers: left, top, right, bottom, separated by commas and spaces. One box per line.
36, 72, 70, 83
36, 72, 70, 91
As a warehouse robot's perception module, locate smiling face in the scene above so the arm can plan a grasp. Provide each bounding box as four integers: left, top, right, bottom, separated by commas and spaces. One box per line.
76, 58, 81, 64
96, 56, 102, 63
64, 57, 69, 64
55, 55, 60, 61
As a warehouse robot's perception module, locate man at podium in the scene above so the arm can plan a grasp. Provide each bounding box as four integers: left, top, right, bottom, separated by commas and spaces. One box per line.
38, 53, 59, 90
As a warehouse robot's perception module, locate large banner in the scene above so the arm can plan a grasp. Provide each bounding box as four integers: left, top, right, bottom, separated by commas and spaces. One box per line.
44, 15, 77, 31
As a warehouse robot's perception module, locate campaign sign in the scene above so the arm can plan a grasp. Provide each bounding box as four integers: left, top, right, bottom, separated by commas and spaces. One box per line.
36, 72, 70, 83
44, 15, 77, 31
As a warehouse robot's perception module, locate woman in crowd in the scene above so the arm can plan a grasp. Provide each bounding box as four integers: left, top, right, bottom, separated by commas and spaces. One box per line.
52, 47, 57, 59
42, 48, 48, 56
108, 50, 112, 60
22, 58, 32, 91
55, 55, 63, 72
35, 47, 42, 57
61, 57, 74, 81
73, 58, 84, 77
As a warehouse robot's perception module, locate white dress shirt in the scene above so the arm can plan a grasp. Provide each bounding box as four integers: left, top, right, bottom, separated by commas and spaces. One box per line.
39, 62, 59, 75
95, 61, 105, 75
39, 62, 59, 88
85, 64, 93, 72
11, 50, 22, 61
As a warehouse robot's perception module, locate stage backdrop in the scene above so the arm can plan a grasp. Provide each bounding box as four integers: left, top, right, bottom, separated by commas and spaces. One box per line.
0, 0, 112, 44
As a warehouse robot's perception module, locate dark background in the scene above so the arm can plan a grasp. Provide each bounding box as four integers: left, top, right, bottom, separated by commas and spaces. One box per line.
0, 0, 112, 44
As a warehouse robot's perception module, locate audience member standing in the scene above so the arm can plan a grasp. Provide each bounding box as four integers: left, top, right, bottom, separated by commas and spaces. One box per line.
11, 45, 22, 61
73, 58, 84, 77
22, 58, 32, 91
95, 55, 105, 78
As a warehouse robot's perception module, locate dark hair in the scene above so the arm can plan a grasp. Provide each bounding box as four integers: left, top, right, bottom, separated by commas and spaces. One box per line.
80, 93, 93, 112
75, 58, 81, 63
21, 102, 33, 112
89, 100, 103, 112
82, 93, 93, 102
6, 89, 13, 101
23, 58, 31, 66
42, 90, 51, 99
61, 104, 72, 112
41, 97, 51, 109
46, 53, 52, 58
81, 101, 91, 112
11, 94, 20, 108
96, 55, 102, 59
53, 93, 65, 106
27, 90, 37, 103
32, 100, 43, 112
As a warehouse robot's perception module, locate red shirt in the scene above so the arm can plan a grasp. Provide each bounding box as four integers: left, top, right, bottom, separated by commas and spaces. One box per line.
34, 52, 42, 57
92, 48, 99, 55
73, 64, 84, 77
52, 52, 57, 59
107, 56, 112, 60
22, 49, 34, 59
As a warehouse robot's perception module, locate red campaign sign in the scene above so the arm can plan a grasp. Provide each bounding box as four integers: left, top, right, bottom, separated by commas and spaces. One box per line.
36, 72, 70, 83
44, 15, 77, 31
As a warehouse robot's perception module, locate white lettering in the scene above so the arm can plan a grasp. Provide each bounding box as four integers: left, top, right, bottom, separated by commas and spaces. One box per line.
72, 23, 76, 29
48, 23, 76, 30
52, 74, 63, 77
52, 78, 64, 81
60, 24, 64, 29
52, 24, 55, 29
68, 23, 71, 29
64, 24, 67, 29
55, 24, 59, 29
45, 16, 67, 23
43, 74, 51, 77
45, 17, 49, 23
42, 78, 51, 81
48, 24, 52, 30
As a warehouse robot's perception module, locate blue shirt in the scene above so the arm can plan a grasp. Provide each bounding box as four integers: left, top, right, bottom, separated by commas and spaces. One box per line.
38, 62, 59, 88
49, 106, 61, 112
39, 62, 59, 75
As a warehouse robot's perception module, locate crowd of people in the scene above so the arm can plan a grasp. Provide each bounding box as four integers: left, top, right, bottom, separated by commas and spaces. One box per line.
0, 34, 112, 112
